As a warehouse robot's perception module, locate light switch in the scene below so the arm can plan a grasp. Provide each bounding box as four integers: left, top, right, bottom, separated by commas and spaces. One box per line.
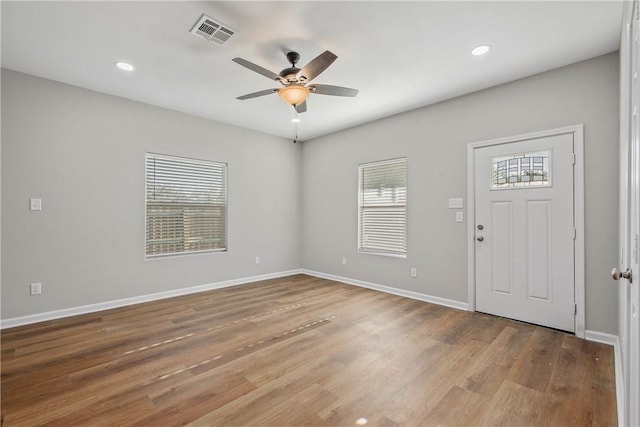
448, 198, 463, 209
456, 211, 464, 223
30, 198, 42, 211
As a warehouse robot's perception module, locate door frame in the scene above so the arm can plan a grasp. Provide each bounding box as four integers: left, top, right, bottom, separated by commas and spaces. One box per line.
466, 125, 585, 338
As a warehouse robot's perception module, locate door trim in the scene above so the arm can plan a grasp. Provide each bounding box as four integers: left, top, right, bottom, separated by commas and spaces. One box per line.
466, 125, 585, 338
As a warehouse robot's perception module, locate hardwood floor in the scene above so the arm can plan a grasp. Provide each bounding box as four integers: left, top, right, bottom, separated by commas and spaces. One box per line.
1, 274, 617, 426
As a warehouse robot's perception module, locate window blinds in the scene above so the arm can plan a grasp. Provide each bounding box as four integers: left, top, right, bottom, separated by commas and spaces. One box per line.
358, 158, 407, 257
145, 153, 227, 257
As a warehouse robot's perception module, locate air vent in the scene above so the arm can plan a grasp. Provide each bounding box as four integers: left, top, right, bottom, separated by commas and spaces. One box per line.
190, 14, 237, 46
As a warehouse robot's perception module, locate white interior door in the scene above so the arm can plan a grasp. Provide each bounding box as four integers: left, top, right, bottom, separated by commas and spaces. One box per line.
474, 133, 575, 332
617, 2, 640, 424
627, 3, 639, 423
629, 73, 640, 427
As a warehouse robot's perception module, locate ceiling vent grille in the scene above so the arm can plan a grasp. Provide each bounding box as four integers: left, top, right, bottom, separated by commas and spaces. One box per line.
190, 14, 237, 46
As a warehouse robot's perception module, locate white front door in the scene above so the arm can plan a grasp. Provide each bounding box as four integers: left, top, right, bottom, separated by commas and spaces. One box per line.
473, 132, 575, 332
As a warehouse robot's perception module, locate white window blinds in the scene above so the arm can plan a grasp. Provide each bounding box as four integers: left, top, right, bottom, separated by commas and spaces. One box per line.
358, 158, 407, 257
145, 153, 227, 257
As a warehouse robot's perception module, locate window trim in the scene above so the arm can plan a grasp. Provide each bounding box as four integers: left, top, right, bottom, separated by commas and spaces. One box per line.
357, 157, 408, 258
145, 152, 228, 259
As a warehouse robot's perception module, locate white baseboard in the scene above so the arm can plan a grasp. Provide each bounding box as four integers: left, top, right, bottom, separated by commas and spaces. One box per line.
0, 269, 304, 329
613, 335, 625, 427
301, 269, 468, 311
585, 330, 624, 426
585, 330, 618, 346
1, 268, 467, 329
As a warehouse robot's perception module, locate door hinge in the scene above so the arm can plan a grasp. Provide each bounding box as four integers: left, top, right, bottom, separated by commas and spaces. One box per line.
573, 228, 577, 240
572, 153, 576, 165
574, 304, 577, 315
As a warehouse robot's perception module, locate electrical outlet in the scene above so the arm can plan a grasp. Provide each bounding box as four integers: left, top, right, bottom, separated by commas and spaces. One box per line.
410, 268, 417, 278
455, 211, 464, 223
342, 257, 347, 265
30, 283, 41, 295
255, 256, 260, 265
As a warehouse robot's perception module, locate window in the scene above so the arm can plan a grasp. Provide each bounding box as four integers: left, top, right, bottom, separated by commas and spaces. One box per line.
145, 153, 227, 257
358, 157, 407, 257
491, 150, 551, 189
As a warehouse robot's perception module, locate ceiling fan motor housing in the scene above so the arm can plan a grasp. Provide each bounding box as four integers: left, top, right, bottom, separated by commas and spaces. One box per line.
279, 67, 301, 82
279, 52, 303, 83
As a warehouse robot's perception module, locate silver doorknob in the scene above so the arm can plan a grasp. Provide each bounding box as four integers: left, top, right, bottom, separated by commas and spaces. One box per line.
476, 236, 484, 242
612, 268, 632, 283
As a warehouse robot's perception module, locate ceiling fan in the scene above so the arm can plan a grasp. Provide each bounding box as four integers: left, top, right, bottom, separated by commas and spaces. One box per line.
232, 50, 358, 113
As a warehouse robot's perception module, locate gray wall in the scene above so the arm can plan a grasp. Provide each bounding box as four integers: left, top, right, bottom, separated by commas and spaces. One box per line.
302, 53, 620, 334
1, 69, 302, 319
2, 53, 620, 335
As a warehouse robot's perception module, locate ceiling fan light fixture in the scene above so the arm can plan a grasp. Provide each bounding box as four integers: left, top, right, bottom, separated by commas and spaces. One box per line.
279, 85, 309, 106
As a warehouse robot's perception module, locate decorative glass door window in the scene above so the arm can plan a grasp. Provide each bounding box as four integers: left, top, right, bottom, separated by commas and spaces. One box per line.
491, 150, 551, 189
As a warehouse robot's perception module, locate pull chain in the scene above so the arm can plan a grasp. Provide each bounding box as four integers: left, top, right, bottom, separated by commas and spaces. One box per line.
292, 109, 300, 143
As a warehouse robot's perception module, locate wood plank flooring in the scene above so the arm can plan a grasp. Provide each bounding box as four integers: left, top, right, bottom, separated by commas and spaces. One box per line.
1, 274, 617, 426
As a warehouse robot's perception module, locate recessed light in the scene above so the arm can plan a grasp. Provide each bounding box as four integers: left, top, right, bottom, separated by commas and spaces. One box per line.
291, 117, 301, 123
471, 45, 491, 56
115, 61, 134, 71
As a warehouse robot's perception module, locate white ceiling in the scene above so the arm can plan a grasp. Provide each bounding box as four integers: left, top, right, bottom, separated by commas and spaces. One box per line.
1, 1, 624, 141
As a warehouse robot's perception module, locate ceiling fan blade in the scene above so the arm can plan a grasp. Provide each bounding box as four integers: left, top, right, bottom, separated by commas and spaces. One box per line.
295, 100, 307, 113
296, 50, 337, 82
236, 88, 279, 100
232, 57, 281, 81
309, 84, 359, 97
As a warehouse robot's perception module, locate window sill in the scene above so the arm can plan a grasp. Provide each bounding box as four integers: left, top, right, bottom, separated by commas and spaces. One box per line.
358, 250, 407, 259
